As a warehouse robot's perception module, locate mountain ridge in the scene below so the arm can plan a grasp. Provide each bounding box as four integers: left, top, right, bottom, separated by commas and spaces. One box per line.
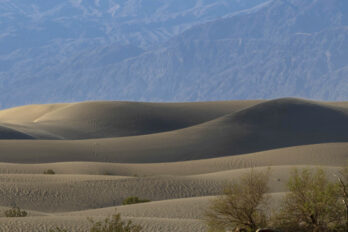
0, 0, 347, 108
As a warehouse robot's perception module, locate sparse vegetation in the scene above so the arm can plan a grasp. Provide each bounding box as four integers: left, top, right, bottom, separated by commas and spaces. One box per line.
205, 167, 348, 232
48, 211, 142, 232
273, 168, 344, 232
44, 169, 55, 174
337, 165, 348, 231
4, 206, 28, 217
48, 228, 68, 232
88, 212, 142, 232
103, 171, 113, 176
122, 196, 150, 205
204, 168, 271, 232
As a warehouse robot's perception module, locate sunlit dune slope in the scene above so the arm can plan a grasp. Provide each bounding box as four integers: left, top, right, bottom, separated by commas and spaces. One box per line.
0, 142, 347, 175
0, 100, 261, 139
0, 98, 347, 232
0, 98, 347, 163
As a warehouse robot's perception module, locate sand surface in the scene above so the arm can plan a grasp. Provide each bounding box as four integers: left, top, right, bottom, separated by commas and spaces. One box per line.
0, 98, 347, 231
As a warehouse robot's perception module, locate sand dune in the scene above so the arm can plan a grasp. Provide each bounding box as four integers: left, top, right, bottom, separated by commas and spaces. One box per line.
0, 125, 34, 139
0, 98, 348, 163
0, 215, 206, 232
0, 103, 69, 123
0, 98, 347, 231
0, 165, 341, 213
0, 173, 222, 212
0, 100, 262, 139
0, 142, 347, 176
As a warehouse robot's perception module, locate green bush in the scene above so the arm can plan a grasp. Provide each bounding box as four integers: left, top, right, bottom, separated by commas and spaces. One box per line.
44, 169, 55, 174
337, 164, 348, 231
273, 168, 344, 232
88, 212, 142, 232
122, 196, 150, 205
204, 168, 271, 232
49, 211, 142, 232
205, 167, 348, 232
48, 228, 68, 232
4, 206, 28, 217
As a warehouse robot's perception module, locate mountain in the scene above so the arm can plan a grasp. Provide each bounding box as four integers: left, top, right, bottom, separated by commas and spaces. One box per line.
0, 0, 266, 50
0, 0, 347, 108
97, 0, 347, 102
0, 0, 267, 108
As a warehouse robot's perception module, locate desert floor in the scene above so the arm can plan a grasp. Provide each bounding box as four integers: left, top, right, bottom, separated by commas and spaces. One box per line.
0, 98, 347, 231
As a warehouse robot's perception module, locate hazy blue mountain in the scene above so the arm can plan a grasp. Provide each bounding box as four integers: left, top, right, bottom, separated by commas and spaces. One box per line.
0, 0, 347, 108
0, 0, 267, 108
0, 0, 266, 50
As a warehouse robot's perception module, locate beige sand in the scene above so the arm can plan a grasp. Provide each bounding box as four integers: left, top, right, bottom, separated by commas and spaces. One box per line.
0, 98, 347, 231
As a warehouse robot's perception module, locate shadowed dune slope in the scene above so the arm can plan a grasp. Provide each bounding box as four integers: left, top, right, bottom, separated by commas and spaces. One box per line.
0, 98, 347, 163
0, 142, 347, 175
0, 125, 34, 139
0, 100, 262, 139
0, 98, 348, 232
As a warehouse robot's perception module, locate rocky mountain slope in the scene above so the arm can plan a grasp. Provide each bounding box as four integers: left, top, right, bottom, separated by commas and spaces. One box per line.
0, 0, 347, 108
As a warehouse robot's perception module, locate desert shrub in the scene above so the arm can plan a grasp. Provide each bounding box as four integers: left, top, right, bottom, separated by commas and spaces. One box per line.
337, 165, 348, 231
47, 212, 142, 232
4, 206, 28, 217
273, 168, 344, 232
103, 171, 113, 176
88, 212, 142, 232
204, 168, 271, 232
122, 196, 150, 205
48, 228, 68, 232
44, 169, 55, 174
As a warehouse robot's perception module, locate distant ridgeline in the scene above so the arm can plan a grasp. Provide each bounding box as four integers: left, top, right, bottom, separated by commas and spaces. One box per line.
0, 0, 347, 108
